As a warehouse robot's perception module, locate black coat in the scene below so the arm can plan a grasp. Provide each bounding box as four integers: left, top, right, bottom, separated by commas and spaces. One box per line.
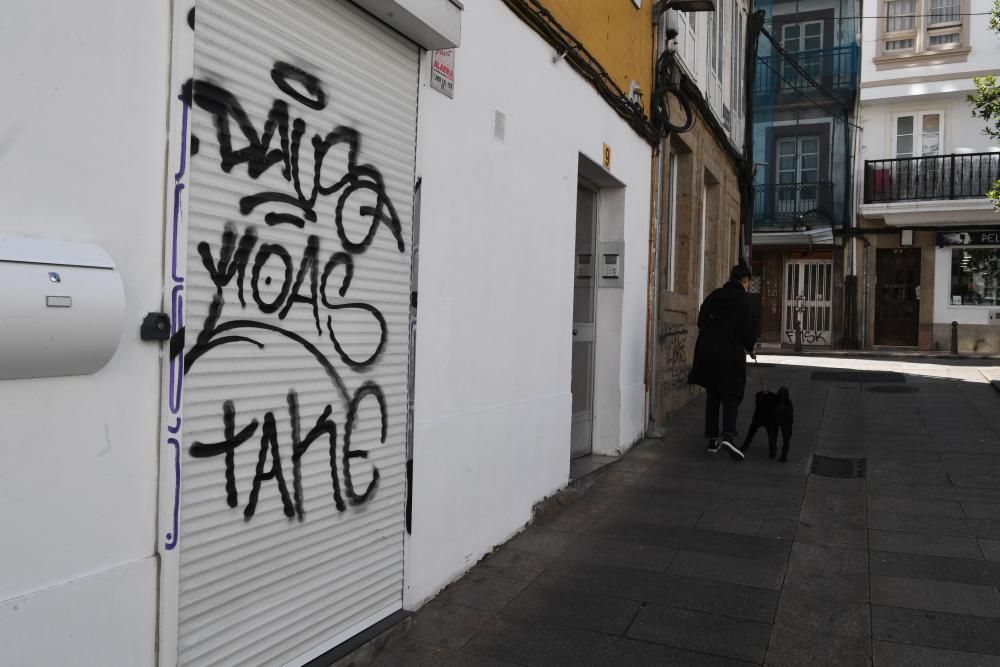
687, 280, 758, 400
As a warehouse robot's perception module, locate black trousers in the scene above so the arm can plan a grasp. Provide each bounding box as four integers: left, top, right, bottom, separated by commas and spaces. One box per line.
704, 387, 739, 439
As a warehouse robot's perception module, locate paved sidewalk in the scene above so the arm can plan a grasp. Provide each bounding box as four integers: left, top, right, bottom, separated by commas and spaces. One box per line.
361, 356, 1000, 666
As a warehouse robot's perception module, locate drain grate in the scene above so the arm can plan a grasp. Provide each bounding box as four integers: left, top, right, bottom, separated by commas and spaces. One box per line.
810, 370, 906, 383
810, 455, 866, 479
866, 385, 920, 394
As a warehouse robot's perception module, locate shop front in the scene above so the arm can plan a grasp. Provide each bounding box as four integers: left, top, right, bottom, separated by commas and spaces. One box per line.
932, 228, 1000, 353
752, 233, 841, 349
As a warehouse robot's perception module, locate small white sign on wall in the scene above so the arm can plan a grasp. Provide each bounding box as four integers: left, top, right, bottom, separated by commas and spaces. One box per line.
430, 49, 455, 98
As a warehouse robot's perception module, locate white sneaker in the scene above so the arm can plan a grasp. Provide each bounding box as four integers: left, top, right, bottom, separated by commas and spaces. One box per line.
719, 434, 744, 461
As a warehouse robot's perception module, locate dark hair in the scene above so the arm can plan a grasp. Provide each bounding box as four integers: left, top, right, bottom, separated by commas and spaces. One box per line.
730, 264, 751, 282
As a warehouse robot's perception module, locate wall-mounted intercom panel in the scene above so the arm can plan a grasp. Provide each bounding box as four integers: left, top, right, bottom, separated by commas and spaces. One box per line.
0, 236, 125, 380
598, 242, 624, 289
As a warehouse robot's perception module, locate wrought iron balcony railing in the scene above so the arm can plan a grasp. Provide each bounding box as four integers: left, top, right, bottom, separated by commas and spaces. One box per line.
753, 181, 834, 228
863, 152, 1000, 204
754, 45, 859, 98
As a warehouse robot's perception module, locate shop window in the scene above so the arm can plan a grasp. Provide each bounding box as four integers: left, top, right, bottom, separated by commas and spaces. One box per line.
950, 247, 1000, 306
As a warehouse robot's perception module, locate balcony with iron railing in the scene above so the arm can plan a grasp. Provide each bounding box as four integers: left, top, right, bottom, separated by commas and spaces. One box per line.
863, 152, 1000, 204
754, 44, 859, 106
753, 181, 835, 230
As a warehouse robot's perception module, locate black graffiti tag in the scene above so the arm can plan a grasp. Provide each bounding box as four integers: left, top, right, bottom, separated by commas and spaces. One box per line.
181, 61, 406, 521
189, 387, 384, 521
187, 222, 387, 371
181, 66, 404, 254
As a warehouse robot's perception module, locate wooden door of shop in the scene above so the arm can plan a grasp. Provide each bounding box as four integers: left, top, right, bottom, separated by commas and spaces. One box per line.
875, 248, 920, 346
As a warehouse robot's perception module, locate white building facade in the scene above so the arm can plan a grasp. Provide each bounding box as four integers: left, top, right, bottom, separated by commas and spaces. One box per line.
0, 1, 654, 664
857, 0, 1000, 350
405, 0, 654, 608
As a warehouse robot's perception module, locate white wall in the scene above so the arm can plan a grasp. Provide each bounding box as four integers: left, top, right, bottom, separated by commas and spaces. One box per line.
860, 94, 1000, 160
404, 0, 652, 607
860, 0, 1000, 100
0, 2, 168, 664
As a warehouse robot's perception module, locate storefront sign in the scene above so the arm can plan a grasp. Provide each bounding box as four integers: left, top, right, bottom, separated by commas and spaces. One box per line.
937, 229, 1000, 246
430, 49, 455, 98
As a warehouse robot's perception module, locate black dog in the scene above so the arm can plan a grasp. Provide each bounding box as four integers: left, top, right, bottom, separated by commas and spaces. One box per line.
740, 387, 793, 461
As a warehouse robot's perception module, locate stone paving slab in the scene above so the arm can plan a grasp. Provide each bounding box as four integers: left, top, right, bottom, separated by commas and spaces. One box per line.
872, 641, 1000, 667
773, 591, 871, 639
626, 604, 772, 663
870, 551, 1000, 587
501, 583, 642, 635
765, 625, 872, 667
870, 575, 1000, 617
533, 561, 780, 622
356, 356, 1000, 666
868, 529, 985, 559
872, 606, 1000, 655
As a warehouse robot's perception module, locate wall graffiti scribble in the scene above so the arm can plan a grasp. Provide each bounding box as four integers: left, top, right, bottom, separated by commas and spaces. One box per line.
188, 223, 387, 372
183, 61, 404, 523
784, 329, 828, 345
660, 324, 688, 367
189, 387, 384, 520
180, 67, 404, 253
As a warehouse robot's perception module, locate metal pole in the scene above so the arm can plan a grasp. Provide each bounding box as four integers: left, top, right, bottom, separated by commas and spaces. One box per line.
795, 296, 804, 352
951, 321, 959, 355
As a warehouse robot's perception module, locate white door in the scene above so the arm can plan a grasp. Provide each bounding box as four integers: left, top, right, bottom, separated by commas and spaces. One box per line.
776, 136, 820, 217
175, 1, 418, 664
783, 260, 833, 346
780, 21, 823, 87
893, 112, 943, 198
571, 185, 598, 459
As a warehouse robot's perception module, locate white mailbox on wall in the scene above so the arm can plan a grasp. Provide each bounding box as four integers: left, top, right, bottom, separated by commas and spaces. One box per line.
0, 236, 125, 380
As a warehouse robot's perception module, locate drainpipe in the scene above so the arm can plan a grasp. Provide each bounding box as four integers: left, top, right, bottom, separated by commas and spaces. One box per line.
861, 237, 872, 350
645, 12, 666, 438
646, 141, 664, 438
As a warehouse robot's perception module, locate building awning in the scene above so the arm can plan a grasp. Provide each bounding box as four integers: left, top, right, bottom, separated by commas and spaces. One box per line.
752, 226, 834, 247
860, 199, 998, 227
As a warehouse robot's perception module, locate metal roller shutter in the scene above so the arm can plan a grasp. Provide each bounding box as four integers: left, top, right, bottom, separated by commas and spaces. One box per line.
179, 1, 417, 664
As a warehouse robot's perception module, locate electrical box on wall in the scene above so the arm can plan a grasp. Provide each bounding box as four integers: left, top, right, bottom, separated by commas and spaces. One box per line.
989, 310, 1000, 325
598, 242, 624, 289
0, 236, 125, 380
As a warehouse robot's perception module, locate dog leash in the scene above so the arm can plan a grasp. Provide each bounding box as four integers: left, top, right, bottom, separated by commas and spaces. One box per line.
752, 353, 766, 389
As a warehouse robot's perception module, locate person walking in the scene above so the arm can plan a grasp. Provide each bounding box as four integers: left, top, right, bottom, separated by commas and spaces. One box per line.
687, 264, 758, 460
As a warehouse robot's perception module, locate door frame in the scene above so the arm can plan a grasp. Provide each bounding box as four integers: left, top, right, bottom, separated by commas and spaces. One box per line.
570, 180, 599, 460
156, 5, 195, 665
766, 122, 831, 216
782, 257, 833, 346
874, 247, 921, 346
156, 3, 419, 664
573, 154, 627, 459
890, 110, 945, 159
775, 135, 821, 212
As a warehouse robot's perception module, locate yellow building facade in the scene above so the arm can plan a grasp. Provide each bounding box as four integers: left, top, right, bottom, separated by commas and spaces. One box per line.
529, 0, 655, 115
